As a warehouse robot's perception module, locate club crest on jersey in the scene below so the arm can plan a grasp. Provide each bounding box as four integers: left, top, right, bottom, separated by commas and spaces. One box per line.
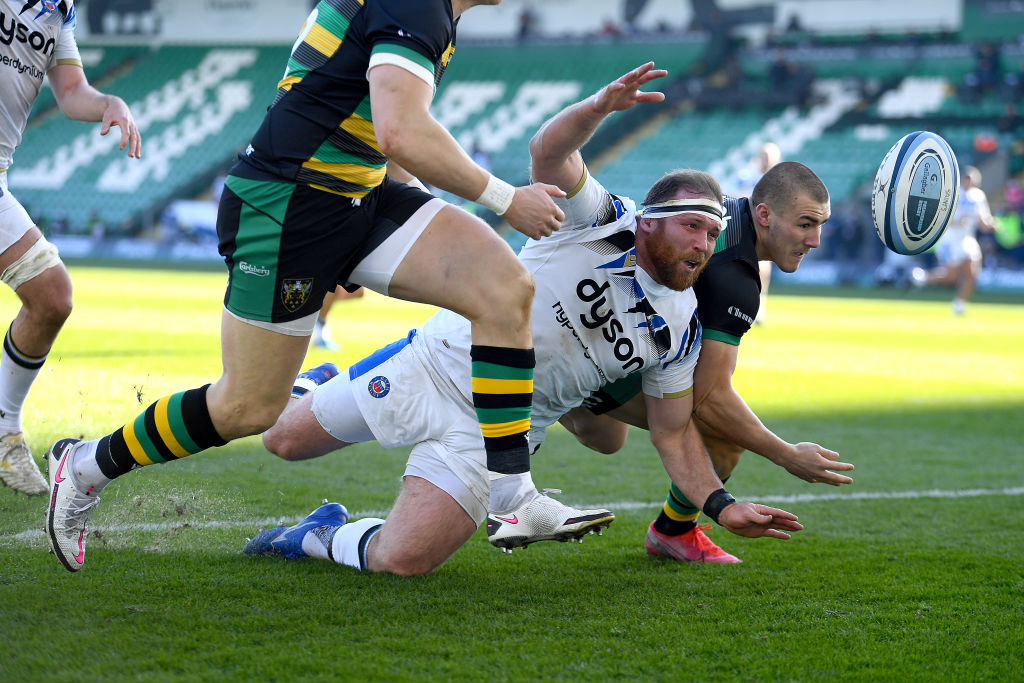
21, 0, 68, 20
280, 278, 312, 312
368, 375, 390, 398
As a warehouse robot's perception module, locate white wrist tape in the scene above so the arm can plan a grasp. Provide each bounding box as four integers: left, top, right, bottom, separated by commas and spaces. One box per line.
475, 175, 515, 216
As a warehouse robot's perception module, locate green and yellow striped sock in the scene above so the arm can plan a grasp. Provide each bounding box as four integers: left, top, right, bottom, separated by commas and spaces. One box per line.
94, 384, 227, 479
470, 345, 535, 477
652, 482, 700, 535
653, 476, 731, 535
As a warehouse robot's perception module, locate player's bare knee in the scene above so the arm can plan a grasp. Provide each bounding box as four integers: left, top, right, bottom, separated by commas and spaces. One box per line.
30, 287, 73, 328
213, 395, 286, 440
261, 426, 288, 459
261, 421, 304, 461
474, 262, 534, 328
379, 549, 438, 577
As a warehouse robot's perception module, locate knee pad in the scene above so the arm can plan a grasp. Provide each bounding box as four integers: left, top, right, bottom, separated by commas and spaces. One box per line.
1, 235, 62, 291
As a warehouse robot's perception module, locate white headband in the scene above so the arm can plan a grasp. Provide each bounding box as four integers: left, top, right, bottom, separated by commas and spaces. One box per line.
639, 198, 725, 228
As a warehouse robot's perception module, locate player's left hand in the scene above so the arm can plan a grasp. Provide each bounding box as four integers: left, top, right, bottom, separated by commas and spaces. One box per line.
101, 96, 142, 159
781, 442, 854, 486
719, 502, 803, 539
591, 62, 668, 115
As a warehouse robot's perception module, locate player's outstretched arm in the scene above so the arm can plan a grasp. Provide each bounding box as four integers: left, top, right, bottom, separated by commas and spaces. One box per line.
646, 396, 803, 540
530, 62, 668, 192
369, 64, 564, 239
694, 339, 854, 486
47, 64, 141, 158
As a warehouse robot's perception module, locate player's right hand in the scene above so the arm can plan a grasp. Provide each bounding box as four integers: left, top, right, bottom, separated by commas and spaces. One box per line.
504, 183, 566, 240
719, 502, 804, 540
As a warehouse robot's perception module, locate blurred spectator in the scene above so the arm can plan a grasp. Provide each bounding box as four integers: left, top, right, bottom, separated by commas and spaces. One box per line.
51, 210, 69, 236
517, 4, 538, 42
996, 178, 1024, 266
470, 140, 492, 175
827, 200, 866, 285
600, 18, 622, 38
964, 42, 1002, 99
87, 210, 107, 243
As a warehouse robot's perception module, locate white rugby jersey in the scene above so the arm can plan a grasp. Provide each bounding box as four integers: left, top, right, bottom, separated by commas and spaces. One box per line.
0, 0, 81, 170
944, 185, 990, 242
419, 170, 702, 446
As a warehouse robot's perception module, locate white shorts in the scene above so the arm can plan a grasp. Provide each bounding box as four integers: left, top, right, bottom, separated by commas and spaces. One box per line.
311, 331, 489, 525
936, 233, 982, 267
0, 173, 36, 254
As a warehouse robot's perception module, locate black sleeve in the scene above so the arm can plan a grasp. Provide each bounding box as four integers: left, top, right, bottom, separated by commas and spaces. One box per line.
692, 258, 760, 345
364, 0, 453, 66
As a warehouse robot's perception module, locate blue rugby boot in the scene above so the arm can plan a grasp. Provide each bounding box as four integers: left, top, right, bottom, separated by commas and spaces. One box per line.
291, 362, 341, 398
244, 500, 349, 560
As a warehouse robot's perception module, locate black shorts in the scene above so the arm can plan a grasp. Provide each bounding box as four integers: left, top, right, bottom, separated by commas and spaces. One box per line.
582, 374, 643, 415
216, 174, 434, 323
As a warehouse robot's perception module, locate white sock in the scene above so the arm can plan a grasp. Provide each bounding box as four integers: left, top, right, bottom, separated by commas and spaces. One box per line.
0, 328, 45, 434
328, 517, 384, 570
299, 523, 341, 560
488, 471, 537, 514
71, 439, 112, 492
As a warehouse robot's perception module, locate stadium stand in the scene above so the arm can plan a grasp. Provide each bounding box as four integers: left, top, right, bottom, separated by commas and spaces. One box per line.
11, 0, 1024, 286
12, 45, 285, 237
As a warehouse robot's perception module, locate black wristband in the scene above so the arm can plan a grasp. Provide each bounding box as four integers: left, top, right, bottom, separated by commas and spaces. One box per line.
702, 488, 736, 525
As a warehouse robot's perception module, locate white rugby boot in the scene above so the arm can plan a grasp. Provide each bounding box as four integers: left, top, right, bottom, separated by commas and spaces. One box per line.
486, 489, 614, 552
0, 432, 48, 496
46, 438, 101, 572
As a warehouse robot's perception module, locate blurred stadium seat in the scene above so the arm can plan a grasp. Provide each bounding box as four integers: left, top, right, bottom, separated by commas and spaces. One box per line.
11, 0, 1023, 284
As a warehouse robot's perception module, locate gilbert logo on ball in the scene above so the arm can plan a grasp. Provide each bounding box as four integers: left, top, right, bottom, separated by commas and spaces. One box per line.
871, 131, 959, 255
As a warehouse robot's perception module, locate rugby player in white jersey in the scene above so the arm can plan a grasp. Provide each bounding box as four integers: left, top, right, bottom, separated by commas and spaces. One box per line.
0, 0, 139, 495
912, 165, 997, 315
243, 64, 803, 575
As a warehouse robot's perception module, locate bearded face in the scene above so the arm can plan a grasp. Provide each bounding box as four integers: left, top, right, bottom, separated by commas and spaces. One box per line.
643, 218, 712, 291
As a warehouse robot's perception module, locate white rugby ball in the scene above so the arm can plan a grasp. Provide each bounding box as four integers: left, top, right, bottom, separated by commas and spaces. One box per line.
871, 131, 959, 255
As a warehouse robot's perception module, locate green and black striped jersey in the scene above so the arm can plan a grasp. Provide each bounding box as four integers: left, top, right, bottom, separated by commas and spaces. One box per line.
693, 196, 762, 346
238, 0, 458, 198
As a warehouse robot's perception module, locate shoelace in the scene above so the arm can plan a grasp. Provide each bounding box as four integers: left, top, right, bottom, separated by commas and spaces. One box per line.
59, 493, 100, 534
538, 488, 562, 497
690, 524, 722, 552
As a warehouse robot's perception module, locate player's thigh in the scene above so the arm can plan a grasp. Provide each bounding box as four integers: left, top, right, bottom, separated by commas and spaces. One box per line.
386, 205, 528, 318
344, 179, 528, 318
0, 182, 36, 266
208, 310, 311, 436
0, 190, 66, 302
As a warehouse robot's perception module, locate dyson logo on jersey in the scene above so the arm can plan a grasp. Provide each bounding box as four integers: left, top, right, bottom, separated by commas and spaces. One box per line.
0, 12, 56, 54
576, 278, 644, 373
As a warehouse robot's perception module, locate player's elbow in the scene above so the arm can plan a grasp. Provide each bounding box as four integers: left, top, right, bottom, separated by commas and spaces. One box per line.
374, 119, 409, 161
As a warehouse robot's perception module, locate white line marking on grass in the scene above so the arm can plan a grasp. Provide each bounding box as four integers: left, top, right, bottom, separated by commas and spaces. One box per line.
3, 509, 392, 544
594, 486, 1024, 510
4, 487, 1023, 545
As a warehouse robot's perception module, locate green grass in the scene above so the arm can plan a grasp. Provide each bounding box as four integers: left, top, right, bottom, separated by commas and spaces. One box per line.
1, 266, 1023, 681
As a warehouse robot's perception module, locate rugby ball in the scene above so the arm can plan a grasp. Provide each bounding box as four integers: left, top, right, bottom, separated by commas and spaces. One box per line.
871, 131, 959, 255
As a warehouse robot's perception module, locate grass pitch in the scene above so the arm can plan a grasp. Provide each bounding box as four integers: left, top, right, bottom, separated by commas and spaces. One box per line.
1, 266, 1023, 681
